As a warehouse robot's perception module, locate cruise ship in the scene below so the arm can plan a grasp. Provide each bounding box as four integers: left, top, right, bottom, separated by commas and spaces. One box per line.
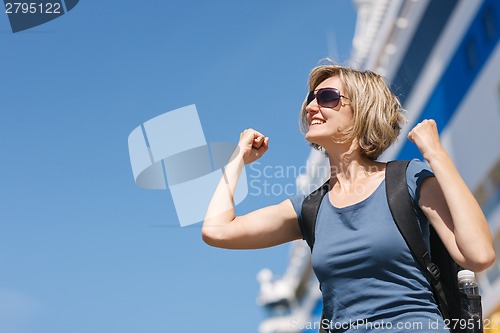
256, 0, 500, 332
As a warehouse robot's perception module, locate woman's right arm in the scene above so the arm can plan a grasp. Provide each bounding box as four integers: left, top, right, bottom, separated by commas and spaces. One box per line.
201, 129, 303, 249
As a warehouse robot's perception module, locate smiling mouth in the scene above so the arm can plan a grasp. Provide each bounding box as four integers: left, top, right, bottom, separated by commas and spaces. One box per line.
310, 119, 326, 126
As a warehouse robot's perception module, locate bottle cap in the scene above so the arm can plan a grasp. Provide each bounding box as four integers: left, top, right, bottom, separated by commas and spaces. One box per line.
457, 269, 475, 282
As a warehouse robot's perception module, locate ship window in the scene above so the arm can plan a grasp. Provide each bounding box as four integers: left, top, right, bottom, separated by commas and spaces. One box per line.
474, 158, 500, 217
482, 5, 496, 42
465, 37, 477, 70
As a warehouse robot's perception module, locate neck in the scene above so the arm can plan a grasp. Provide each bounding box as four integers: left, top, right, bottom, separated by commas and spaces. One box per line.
325, 141, 379, 186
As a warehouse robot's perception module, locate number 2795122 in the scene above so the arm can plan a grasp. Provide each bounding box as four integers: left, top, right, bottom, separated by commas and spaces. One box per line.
5, 2, 61, 14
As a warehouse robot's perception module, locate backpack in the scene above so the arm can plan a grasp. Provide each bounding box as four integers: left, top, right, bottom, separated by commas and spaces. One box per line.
300, 160, 482, 333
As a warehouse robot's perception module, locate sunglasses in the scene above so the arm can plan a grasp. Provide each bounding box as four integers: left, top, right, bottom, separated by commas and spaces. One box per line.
306, 87, 349, 108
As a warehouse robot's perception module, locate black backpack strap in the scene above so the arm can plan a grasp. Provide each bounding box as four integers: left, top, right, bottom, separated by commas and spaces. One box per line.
301, 180, 330, 251
385, 160, 450, 320
301, 180, 330, 332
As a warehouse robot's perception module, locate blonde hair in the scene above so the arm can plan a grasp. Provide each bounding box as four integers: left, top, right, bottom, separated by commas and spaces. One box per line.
299, 64, 406, 160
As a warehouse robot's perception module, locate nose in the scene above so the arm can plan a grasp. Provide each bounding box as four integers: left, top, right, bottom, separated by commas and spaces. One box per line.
306, 99, 320, 115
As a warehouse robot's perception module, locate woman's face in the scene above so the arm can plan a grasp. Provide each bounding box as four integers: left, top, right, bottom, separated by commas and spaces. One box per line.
305, 76, 353, 147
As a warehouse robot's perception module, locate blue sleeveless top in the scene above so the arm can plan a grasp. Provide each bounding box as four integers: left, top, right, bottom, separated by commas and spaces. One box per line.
290, 159, 449, 332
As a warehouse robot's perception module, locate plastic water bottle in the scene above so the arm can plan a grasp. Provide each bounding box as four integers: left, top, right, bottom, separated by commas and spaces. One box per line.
457, 270, 479, 295
458, 270, 482, 333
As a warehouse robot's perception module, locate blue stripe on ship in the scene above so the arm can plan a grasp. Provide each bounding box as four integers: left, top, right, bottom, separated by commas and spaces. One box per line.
396, 0, 500, 160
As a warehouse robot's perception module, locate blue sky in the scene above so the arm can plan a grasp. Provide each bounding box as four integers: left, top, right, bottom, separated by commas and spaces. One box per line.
0, 2, 356, 332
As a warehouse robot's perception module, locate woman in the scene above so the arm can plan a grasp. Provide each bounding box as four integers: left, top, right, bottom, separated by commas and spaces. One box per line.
202, 64, 495, 332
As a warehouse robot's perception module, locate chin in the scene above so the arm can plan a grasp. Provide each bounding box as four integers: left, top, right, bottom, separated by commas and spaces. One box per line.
305, 132, 321, 146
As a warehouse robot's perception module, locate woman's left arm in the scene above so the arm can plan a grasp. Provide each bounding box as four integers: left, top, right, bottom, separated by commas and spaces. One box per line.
408, 119, 495, 272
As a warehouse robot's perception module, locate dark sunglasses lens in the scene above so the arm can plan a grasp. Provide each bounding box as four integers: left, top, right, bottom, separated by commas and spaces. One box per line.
317, 89, 340, 107
306, 91, 315, 105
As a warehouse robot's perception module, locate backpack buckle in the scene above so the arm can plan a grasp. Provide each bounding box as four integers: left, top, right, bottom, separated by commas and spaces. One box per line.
427, 263, 440, 281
